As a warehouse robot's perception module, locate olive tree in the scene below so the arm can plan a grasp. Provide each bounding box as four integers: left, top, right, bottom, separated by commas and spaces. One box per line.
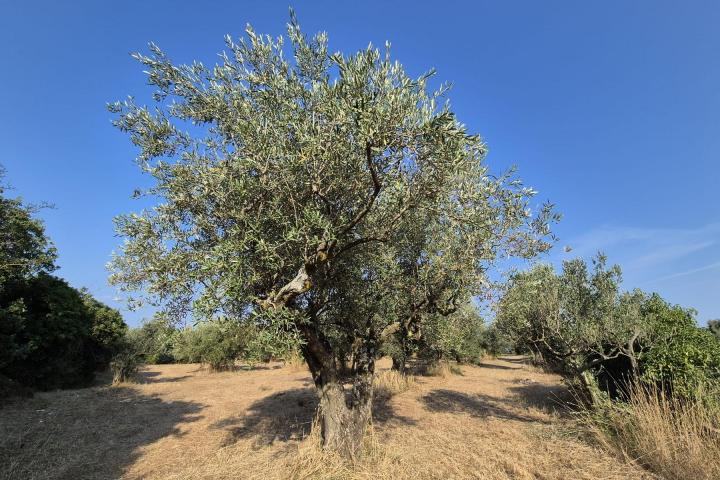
109, 15, 554, 456
495, 255, 646, 402
377, 178, 554, 372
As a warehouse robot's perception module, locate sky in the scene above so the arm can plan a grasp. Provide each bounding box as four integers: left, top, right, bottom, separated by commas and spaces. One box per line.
1, 1, 718, 327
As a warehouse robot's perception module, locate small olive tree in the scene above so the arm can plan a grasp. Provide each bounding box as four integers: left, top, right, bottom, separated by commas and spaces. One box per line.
109, 15, 554, 456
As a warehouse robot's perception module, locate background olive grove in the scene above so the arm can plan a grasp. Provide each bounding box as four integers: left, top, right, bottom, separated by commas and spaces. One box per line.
495, 254, 720, 403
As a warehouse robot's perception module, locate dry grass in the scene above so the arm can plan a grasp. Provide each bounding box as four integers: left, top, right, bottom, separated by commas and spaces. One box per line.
0, 357, 651, 480
590, 383, 720, 480
373, 369, 416, 399
284, 354, 309, 372
424, 360, 463, 378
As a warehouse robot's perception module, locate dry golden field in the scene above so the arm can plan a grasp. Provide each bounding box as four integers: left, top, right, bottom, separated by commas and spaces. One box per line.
0, 357, 650, 480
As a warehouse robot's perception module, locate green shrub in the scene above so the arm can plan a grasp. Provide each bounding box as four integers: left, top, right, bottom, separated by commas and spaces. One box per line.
0, 274, 127, 390
82, 289, 128, 369
173, 319, 249, 371
708, 319, 720, 341
127, 316, 178, 364
110, 346, 141, 384
171, 327, 203, 364
0, 168, 127, 392
639, 296, 720, 397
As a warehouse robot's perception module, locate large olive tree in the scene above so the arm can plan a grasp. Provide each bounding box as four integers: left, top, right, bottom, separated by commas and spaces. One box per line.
109, 15, 554, 456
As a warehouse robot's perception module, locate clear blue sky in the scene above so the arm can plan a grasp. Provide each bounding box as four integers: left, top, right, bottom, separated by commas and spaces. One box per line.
1, 1, 718, 326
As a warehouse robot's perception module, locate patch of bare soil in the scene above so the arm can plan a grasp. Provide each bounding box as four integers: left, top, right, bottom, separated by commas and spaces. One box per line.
0, 357, 650, 479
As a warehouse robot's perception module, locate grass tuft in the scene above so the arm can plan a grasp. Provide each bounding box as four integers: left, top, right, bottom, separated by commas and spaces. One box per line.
588, 382, 720, 480
373, 370, 416, 399
425, 361, 463, 378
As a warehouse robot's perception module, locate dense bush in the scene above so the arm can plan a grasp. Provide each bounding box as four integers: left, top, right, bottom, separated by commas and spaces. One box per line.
709, 319, 720, 340
110, 338, 141, 384
639, 295, 720, 397
173, 319, 250, 370
127, 316, 178, 364
81, 289, 128, 369
0, 274, 127, 390
0, 171, 127, 392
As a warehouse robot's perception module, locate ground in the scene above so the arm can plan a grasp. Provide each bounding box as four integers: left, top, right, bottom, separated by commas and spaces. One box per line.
0, 357, 650, 479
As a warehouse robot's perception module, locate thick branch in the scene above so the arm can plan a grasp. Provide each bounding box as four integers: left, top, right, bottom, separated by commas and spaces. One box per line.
339, 142, 380, 236
259, 265, 313, 309
335, 236, 387, 257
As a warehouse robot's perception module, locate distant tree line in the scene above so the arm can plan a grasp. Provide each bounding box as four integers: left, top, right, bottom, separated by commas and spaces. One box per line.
118, 301, 509, 378
119, 314, 300, 372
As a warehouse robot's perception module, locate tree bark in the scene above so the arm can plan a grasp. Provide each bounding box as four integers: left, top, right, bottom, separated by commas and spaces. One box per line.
579, 369, 603, 407
317, 373, 373, 459
297, 322, 377, 459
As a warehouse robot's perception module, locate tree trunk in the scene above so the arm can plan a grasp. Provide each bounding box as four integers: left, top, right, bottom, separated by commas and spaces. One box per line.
390, 324, 411, 373
579, 369, 603, 406
317, 374, 373, 458
298, 321, 377, 459
391, 355, 405, 372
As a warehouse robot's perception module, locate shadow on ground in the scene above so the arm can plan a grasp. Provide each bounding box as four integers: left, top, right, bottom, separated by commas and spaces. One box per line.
136, 370, 193, 384
509, 382, 574, 416
421, 388, 551, 423
213, 386, 416, 446
475, 362, 522, 371
0, 386, 204, 480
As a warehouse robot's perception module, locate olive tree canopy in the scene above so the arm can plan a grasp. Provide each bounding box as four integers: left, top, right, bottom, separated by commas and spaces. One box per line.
109, 14, 556, 456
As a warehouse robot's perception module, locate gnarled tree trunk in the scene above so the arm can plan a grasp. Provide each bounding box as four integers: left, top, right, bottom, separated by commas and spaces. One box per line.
317, 374, 373, 458
578, 369, 603, 406
298, 322, 377, 458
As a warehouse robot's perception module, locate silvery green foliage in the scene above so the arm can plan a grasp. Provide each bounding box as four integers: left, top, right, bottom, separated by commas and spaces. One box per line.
496, 255, 644, 371
495, 254, 651, 404
496, 255, 720, 402
109, 15, 556, 378
420, 301, 489, 363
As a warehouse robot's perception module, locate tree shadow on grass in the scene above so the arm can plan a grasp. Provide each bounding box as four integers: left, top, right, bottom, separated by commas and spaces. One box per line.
475, 362, 522, 371
0, 385, 204, 480
508, 382, 574, 417
212, 386, 415, 447
496, 356, 533, 365
421, 389, 551, 424
136, 370, 193, 384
